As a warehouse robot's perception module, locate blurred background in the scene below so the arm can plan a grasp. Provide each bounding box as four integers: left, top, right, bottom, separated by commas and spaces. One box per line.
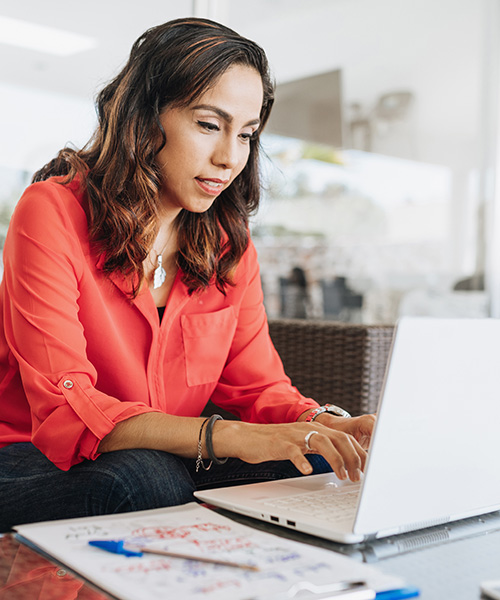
1, 0, 500, 324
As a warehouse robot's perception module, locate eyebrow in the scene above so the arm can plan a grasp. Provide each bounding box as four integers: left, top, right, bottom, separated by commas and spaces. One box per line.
192, 104, 261, 128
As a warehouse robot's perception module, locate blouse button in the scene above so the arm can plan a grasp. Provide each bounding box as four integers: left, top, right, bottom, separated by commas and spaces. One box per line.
63, 379, 74, 389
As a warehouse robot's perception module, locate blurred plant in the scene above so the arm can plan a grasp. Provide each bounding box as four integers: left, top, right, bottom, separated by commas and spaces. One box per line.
301, 144, 344, 165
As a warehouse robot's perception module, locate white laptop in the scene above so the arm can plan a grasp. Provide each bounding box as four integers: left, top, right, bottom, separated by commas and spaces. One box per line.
195, 317, 500, 544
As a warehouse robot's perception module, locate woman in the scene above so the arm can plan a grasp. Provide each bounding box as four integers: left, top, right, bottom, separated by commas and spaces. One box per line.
0, 17, 374, 531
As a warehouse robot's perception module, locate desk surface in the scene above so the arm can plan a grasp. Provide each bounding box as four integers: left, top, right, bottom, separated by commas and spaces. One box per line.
222, 509, 500, 600
2, 510, 500, 599
0, 534, 112, 599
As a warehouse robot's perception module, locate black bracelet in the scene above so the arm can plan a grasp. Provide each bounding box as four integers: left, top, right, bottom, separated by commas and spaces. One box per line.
205, 414, 228, 466
195, 417, 212, 472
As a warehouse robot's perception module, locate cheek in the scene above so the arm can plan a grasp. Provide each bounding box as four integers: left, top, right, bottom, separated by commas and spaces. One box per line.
235, 146, 252, 176
158, 147, 188, 180
159, 132, 197, 168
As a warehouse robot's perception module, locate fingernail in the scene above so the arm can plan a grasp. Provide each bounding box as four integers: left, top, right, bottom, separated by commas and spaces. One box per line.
351, 469, 362, 482
338, 467, 347, 480
303, 461, 312, 473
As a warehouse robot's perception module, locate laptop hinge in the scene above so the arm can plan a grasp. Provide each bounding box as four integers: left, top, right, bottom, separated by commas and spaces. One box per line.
375, 515, 451, 539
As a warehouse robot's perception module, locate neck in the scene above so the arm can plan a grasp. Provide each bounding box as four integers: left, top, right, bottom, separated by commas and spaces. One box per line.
154, 217, 178, 256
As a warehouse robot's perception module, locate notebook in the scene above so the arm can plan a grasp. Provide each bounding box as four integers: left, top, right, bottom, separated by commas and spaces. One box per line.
195, 317, 500, 544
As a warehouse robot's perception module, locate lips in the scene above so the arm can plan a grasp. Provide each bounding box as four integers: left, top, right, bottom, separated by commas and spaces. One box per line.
198, 178, 222, 187
195, 177, 229, 195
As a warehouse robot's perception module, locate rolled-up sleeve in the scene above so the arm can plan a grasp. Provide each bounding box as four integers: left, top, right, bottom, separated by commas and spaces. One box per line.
1, 181, 159, 470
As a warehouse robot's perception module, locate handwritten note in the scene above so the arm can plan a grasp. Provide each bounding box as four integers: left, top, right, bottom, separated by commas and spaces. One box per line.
15, 503, 401, 600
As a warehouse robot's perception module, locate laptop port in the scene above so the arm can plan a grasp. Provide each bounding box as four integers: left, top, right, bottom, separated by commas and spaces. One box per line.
286, 520, 296, 527
270, 515, 279, 523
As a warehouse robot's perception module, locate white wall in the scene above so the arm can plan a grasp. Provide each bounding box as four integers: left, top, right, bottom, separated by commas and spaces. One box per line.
0, 82, 95, 173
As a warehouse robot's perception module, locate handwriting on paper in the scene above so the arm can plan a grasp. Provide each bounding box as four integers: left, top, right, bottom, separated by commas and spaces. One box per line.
65, 524, 108, 541
131, 522, 231, 540
16, 503, 399, 600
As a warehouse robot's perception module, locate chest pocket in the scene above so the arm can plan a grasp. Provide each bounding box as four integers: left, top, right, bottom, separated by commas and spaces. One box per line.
181, 307, 237, 387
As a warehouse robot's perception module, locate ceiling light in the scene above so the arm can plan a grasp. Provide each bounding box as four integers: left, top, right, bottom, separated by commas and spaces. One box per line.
0, 15, 97, 56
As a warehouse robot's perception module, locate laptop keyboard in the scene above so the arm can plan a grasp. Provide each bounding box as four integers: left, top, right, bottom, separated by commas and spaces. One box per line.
262, 487, 361, 521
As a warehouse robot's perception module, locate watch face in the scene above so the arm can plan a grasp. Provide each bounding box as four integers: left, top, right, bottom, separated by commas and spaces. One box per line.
326, 405, 351, 418
307, 404, 351, 421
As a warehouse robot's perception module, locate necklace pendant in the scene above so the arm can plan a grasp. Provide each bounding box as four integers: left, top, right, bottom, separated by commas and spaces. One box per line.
153, 255, 166, 289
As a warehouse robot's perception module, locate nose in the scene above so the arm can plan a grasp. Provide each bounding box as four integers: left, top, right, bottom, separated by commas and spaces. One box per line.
212, 136, 242, 170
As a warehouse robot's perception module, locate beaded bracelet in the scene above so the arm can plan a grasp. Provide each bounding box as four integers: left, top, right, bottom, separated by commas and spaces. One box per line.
195, 417, 212, 472
205, 414, 228, 466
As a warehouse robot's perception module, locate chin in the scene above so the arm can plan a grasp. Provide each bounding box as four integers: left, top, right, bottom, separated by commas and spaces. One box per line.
186, 198, 219, 214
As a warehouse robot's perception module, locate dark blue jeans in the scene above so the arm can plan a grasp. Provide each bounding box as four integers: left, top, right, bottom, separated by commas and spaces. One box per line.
0, 443, 332, 532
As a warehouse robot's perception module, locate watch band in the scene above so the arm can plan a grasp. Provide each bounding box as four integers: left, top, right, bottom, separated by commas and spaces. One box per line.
305, 403, 352, 422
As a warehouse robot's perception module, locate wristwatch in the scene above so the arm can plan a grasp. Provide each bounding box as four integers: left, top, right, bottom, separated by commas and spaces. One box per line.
305, 403, 352, 422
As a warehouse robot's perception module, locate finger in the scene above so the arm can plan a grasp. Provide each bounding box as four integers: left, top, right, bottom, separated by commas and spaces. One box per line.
320, 432, 366, 481
359, 415, 377, 438
287, 444, 314, 475
358, 434, 371, 450
304, 424, 367, 474
328, 422, 370, 469
346, 434, 368, 471
331, 436, 364, 482
305, 432, 350, 480
346, 416, 376, 442
319, 415, 376, 451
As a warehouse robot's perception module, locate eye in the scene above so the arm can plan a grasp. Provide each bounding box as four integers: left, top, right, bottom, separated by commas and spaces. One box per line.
240, 131, 258, 143
197, 120, 220, 132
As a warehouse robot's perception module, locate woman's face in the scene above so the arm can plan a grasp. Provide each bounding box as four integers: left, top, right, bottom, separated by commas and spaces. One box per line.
156, 64, 264, 218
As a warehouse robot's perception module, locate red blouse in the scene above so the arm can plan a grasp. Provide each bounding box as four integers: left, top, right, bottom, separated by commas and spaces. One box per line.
0, 177, 318, 470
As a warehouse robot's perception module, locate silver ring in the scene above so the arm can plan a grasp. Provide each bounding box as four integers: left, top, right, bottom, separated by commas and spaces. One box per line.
304, 430, 319, 452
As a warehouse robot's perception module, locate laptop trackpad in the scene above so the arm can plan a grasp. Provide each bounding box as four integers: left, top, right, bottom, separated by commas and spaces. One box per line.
272, 473, 360, 493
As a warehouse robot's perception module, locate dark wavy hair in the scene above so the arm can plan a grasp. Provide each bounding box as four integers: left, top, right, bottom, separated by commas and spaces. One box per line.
32, 18, 274, 296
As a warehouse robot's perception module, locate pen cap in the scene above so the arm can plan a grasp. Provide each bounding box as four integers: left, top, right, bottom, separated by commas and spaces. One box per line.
88, 540, 143, 557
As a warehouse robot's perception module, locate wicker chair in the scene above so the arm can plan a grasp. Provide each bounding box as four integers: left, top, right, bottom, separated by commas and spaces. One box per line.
267, 319, 394, 416
204, 318, 394, 418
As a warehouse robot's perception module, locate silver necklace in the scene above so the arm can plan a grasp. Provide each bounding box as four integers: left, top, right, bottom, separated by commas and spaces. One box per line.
153, 254, 166, 289
151, 226, 175, 289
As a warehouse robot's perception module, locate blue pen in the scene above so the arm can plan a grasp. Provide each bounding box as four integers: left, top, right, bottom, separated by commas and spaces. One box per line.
89, 540, 143, 557
88, 539, 259, 570
376, 586, 420, 600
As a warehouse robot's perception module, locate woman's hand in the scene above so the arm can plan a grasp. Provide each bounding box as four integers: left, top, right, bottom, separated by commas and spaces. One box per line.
313, 413, 377, 451
98, 411, 375, 484
213, 420, 367, 482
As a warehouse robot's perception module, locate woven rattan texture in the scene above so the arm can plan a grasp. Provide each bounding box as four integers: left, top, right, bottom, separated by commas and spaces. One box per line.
267, 319, 394, 416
